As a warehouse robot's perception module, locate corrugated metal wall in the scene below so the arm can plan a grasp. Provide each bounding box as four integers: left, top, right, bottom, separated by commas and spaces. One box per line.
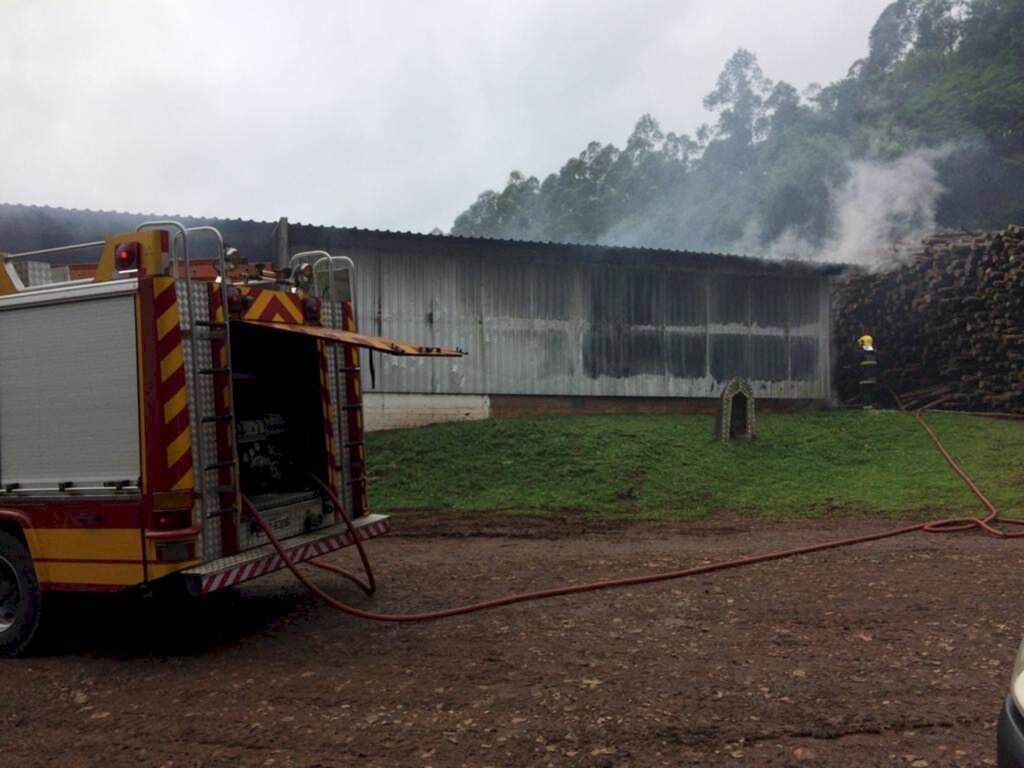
294, 235, 832, 400
0, 207, 833, 400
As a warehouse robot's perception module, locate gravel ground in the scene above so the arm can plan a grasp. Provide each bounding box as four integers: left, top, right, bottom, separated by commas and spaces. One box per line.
2, 513, 1021, 767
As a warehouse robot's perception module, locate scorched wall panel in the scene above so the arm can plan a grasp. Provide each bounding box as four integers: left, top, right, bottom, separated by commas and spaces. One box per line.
319, 239, 832, 400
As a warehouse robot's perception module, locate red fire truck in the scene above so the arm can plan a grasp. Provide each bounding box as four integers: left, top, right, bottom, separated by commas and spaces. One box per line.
0, 222, 461, 656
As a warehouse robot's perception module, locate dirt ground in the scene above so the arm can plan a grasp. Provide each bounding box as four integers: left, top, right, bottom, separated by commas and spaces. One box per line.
3, 513, 1023, 768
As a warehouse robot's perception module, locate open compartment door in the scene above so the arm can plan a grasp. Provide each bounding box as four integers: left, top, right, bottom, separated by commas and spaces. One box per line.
236, 319, 466, 357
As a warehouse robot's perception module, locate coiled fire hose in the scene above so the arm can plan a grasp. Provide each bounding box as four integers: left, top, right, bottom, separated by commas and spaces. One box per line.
244, 401, 1024, 623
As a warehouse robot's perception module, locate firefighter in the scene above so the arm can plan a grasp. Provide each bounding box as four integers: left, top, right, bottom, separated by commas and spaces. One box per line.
856, 334, 878, 408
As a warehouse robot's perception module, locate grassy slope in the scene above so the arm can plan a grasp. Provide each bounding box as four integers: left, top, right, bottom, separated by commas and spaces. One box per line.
365, 411, 1024, 521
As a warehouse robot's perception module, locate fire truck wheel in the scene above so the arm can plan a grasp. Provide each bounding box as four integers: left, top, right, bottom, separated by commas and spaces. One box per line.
0, 531, 43, 658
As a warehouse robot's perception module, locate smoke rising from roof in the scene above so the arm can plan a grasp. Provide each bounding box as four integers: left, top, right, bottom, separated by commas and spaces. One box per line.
752, 147, 952, 268
826, 148, 950, 265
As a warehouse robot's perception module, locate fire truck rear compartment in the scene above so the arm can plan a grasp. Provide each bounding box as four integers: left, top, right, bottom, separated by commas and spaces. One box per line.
230, 322, 332, 545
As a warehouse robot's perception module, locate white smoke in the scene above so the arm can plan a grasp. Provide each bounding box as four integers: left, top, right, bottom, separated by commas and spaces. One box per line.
759, 146, 953, 268
601, 145, 954, 268
824, 147, 950, 266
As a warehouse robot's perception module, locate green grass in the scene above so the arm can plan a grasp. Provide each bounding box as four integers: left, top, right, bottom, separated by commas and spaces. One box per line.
364, 411, 1024, 521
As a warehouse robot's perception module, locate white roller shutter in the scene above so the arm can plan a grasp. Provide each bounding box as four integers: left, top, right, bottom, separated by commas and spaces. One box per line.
0, 293, 140, 491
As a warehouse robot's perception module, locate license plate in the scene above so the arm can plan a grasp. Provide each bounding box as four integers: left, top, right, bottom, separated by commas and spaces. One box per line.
254, 512, 291, 538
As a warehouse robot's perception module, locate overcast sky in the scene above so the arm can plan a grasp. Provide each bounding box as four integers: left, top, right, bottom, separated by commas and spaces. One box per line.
1, 0, 892, 233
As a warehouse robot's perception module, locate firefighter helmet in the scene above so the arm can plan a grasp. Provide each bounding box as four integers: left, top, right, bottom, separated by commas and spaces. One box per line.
857, 334, 873, 349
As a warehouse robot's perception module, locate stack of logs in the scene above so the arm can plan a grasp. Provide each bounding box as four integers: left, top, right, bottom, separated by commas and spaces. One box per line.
833, 226, 1024, 413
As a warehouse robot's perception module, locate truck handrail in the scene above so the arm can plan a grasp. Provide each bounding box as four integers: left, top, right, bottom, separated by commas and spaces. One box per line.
288, 250, 357, 318
290, 250, 355, 504
12, 278, 94, 293
4, 241, 105, 262
1, 485, 140, 495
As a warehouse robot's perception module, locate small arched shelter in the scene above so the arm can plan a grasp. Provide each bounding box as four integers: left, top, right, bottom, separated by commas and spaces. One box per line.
715, 377, 756, 442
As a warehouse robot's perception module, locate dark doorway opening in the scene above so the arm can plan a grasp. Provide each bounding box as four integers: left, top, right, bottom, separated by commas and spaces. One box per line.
230, 323, 329, 496
729, 393, 748, 439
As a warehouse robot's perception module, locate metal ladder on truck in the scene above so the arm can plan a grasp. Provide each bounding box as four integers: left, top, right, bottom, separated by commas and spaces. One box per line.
136, 222, 242, 561
289, 250, 366, 519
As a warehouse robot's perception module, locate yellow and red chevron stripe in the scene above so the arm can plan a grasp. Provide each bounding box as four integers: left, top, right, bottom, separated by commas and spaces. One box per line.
153, 277, 193, 491
239, 287, 308, 324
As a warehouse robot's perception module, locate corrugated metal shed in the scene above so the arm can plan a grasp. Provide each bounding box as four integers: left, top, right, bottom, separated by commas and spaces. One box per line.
287, 228, 837, 400
1, 204, 839, 400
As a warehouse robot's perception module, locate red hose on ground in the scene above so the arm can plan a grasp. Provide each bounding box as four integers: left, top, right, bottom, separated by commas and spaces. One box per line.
885, 386, 1024, 539
249, 397, 1022, 622
303, 471, 376, 596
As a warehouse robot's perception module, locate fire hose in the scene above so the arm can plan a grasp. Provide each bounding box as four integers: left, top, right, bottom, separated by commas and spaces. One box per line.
244, 398, 1024, 623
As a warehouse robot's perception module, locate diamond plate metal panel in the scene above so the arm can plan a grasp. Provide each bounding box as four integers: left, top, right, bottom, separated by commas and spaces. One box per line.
177, 279, 223, 563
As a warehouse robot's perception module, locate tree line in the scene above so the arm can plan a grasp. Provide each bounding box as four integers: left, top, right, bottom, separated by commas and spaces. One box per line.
450, 0, 1024, 257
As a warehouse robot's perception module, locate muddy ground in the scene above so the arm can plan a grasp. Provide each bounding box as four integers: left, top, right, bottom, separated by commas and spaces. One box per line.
3, 513, 1023, 767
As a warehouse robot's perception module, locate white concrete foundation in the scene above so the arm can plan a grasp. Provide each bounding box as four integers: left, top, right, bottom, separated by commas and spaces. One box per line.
362, 393, 491, 432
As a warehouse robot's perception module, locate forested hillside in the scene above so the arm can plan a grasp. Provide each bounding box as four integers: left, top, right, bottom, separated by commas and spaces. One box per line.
451, 0, 1024, 262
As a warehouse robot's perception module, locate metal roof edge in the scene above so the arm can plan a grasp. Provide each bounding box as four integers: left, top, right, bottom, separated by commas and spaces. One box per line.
288, 224, 850, 274
1, 202, 850, 274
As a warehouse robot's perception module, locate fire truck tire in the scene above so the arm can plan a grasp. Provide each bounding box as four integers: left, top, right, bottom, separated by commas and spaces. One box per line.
0, 531, 44, 658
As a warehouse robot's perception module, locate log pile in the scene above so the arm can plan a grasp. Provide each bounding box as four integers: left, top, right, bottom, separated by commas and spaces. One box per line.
832, 226, 1024, 413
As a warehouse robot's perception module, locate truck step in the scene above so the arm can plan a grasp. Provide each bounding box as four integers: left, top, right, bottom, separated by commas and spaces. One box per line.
181, 514, 390, 594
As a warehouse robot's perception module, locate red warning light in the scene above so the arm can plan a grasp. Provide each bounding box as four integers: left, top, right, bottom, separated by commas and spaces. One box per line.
114, 242, 140, 270
226, 286, 243, 313
303, 297, 321, 322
